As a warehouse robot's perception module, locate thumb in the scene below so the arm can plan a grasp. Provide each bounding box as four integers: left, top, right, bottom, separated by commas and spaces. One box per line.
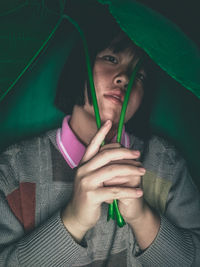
81, 120, 112, 163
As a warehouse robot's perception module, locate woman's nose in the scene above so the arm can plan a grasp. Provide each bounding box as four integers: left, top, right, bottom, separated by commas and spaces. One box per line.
113, 74, 128, 90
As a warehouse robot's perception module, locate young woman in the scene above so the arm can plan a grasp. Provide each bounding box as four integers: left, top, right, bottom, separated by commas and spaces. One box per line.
0, 3, 200, 266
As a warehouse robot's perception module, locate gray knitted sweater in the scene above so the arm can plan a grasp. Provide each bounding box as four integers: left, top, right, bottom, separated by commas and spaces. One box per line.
0, 129, 200, 266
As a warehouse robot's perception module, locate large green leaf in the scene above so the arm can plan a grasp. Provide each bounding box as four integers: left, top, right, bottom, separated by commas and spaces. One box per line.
98, 0, 200, 98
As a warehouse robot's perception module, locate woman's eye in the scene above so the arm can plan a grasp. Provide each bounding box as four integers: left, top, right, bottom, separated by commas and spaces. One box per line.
103, 55, 118, 64
135, 73, 146, 83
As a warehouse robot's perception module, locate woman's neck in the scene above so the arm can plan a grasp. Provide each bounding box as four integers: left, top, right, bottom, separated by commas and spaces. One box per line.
69, 105, 117, 146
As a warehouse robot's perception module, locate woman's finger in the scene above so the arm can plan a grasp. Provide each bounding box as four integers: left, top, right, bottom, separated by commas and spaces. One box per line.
80, 120, 112, 164
103, 174, 141, 187
93, 186, 143, 204
108, 159, 142, 167
82, 163, 145, 189
82, 148, 141, 174
99, 143, 121, 152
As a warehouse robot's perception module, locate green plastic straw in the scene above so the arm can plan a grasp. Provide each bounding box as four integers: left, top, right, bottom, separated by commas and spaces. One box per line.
63, 15, 143, 227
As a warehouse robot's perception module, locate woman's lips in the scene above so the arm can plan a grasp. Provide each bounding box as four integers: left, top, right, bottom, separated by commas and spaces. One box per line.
104, 91, 124, 105
104, 94, 123, 105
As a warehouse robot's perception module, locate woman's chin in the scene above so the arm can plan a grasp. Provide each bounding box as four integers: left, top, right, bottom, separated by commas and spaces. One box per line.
100, 111, 120, 125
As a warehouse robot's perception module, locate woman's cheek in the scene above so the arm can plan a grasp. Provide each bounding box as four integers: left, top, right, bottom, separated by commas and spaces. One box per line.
125, 90, 143, 121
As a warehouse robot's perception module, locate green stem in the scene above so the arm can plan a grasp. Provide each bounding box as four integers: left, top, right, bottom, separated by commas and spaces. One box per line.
117, 58, 144, 143
108, 58, 144, 227
0, 17, 63, 103
62, 15, 102, 130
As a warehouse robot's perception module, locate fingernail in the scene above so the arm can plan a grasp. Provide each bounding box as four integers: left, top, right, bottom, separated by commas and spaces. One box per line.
136, 188, 143, 196
104, 120, 111, 126
139, 168, 146, 174
132, 150, 140, 156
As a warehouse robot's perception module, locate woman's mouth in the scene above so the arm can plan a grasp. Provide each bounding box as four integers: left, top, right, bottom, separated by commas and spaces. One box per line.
104, 95, 122, 105
104, 93, 124, 105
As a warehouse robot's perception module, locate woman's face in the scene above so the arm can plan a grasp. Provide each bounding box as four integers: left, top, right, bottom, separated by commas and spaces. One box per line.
83, 47, 146, 127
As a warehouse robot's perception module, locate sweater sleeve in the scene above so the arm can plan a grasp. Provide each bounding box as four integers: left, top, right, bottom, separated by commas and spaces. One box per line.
135, 140, 200, 266
0, 150, 87, 266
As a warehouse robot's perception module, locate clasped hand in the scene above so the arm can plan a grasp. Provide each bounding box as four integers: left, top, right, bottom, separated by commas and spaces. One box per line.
62, 120, 146, 241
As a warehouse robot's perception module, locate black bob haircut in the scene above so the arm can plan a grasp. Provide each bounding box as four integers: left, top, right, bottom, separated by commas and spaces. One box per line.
55, 2, 157, 139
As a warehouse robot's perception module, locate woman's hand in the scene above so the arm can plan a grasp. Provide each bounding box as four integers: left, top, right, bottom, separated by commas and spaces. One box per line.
102, 155, 146, 225
101, 143, 160, 250
61, 120, 144, 242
